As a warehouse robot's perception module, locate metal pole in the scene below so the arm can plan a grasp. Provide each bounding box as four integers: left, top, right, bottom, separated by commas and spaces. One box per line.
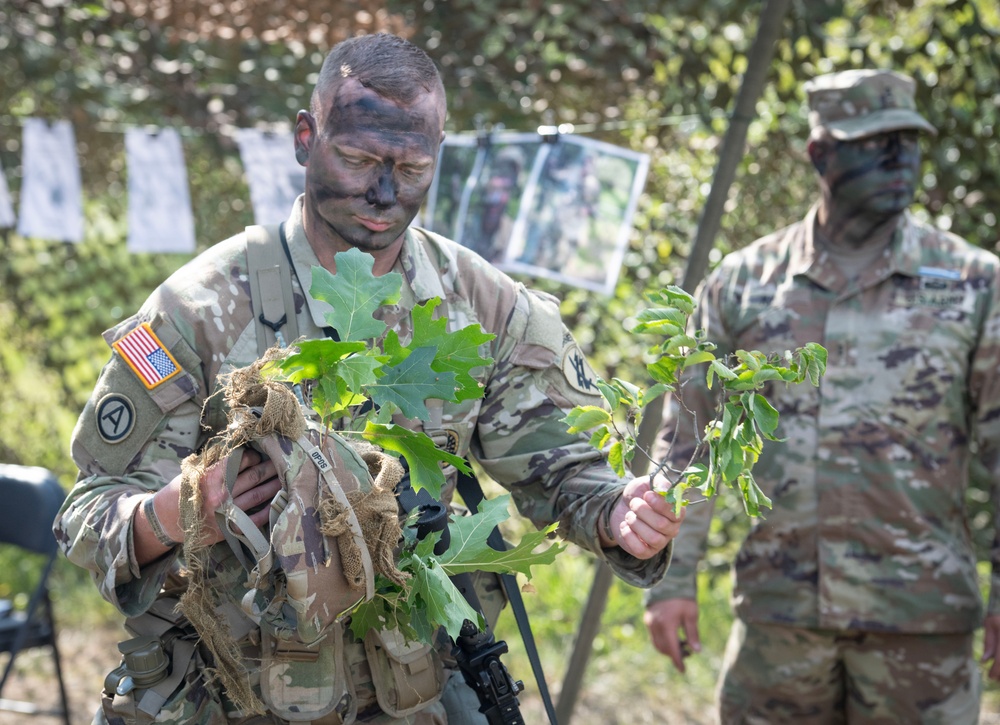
553, 560, 614, 725
556, 1, 793, 720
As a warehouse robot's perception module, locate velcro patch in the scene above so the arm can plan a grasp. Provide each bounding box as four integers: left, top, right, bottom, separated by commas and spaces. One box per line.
113, 323, 182, 390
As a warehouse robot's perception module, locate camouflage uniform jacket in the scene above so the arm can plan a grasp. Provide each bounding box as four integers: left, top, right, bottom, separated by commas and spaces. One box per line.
645, 206, 1000, 633
57, 195, 667, 622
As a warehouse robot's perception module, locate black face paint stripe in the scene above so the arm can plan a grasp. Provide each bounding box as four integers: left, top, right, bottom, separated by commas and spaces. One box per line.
828, 153, 883, 195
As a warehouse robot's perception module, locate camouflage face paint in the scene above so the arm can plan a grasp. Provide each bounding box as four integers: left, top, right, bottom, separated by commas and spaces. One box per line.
823, 130, 921, 220
295, 78, 444, 259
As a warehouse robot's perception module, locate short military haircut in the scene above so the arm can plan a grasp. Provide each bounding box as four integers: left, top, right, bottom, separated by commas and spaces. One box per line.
312, 33, 445, 114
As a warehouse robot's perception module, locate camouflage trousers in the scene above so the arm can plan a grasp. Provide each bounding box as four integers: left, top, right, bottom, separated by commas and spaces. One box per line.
717, 618, 980, 725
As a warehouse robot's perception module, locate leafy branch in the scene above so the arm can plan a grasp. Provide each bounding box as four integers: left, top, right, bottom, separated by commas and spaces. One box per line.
563, 286, 826, 517
348, 496, 564, 642
266, 248, 561, 643
267, 248, 494, 499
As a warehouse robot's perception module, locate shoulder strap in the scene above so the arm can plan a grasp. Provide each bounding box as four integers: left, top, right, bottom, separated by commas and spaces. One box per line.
246, 224, 300, 355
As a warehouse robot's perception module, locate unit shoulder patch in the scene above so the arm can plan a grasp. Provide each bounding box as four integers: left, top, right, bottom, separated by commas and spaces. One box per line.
560, 341, 599, 395
96, 393, 136, 443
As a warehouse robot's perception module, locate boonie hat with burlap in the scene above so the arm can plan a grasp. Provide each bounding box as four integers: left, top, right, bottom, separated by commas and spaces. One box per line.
804, 69, 937, 140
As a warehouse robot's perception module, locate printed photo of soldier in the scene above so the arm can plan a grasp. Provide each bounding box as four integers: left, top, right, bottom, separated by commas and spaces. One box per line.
459, 142, 532, 263
501, 135, 649, 295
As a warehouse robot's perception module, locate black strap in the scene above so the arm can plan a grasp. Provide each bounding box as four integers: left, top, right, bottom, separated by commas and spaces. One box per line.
456, 470, 559, 725
278, 222, 342, 343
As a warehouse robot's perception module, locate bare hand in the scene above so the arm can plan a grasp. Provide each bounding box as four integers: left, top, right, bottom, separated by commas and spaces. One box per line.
603, 475, 684, 559
196, 448, 281, 544
644, 598, 701, 673
981, 614, 1000, 682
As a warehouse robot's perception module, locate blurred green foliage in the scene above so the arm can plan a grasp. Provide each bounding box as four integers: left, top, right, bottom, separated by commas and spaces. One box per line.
0, 0, 997, 606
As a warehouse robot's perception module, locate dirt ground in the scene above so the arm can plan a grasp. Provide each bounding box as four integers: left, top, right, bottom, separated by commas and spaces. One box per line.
0, 619, 124, 725
0, 618, 703, 725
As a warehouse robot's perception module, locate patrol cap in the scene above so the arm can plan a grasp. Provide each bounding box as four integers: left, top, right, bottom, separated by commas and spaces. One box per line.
804, 69, 937, 140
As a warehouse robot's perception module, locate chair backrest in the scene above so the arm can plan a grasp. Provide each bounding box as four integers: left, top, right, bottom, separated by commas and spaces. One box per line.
0, 465, 66, 555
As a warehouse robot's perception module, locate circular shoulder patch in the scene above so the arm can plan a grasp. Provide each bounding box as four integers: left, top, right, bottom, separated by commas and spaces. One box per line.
560, 343, 600, 396
96, 394, 136, 444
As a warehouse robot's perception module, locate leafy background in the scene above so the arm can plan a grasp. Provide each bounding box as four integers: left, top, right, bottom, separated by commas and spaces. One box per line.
1, 0, 998, 722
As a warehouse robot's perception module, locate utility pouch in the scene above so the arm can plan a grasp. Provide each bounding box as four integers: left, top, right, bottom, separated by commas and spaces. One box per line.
259, 625, 356, 724
363, 627, 446, 718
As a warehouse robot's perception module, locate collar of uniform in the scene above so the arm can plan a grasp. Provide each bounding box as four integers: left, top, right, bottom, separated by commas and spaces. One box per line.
793, 204, 921, 291
788, 203, 841, 290
398, 227, 447, 304
282, 199, 447, 329
283, 195, 333, 330
848, 211, 922, 285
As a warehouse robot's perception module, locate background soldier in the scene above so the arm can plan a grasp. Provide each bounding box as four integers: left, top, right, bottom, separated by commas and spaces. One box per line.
643, 69, 1000, 723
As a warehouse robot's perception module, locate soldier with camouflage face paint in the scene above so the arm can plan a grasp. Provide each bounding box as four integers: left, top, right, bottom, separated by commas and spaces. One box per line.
643, 69, 1000, 723
54, 33, 684, 725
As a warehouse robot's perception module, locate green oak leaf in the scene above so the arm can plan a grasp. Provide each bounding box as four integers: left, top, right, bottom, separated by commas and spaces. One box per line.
408, 554, 482, 641
270, 339, 367, 382
438, 494, 564, 578
348, 583, 417, 641
311, 375, 367, 420
369, 346, 459, 419
383, 299, 495, 402
337, 352, 385, 393
363, 422, 470, 498
311, 249, 401, 341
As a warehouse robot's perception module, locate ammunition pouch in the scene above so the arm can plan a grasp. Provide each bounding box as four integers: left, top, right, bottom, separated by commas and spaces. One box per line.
363, 627, 446, 718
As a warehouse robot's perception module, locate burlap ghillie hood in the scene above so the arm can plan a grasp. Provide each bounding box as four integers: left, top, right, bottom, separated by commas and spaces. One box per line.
176, 349, 405, 714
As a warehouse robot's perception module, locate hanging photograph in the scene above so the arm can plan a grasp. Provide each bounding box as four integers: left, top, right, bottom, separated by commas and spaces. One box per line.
422, 132, 541, 264
422, 135, 477, 241
501, 135, 650, 295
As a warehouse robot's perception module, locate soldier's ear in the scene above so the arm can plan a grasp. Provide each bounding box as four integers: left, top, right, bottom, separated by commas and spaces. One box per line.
294, 110, 316, 166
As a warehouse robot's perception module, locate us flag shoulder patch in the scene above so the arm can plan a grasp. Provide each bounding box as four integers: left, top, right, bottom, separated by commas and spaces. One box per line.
113, 323, 182, 389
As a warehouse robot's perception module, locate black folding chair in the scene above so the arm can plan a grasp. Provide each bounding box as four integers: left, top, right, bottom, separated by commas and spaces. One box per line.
0, 464, 71, 725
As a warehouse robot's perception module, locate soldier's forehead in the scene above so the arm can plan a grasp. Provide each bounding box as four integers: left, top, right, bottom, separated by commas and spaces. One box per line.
319, 78, 443, 135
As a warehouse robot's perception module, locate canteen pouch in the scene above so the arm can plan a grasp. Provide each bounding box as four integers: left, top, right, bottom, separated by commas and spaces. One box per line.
101, 631, 225, 725
259, 625, 357, 723
363, 627, 446, 717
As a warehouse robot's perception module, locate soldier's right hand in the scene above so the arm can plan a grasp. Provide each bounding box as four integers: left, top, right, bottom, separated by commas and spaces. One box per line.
198, 448, 280, 544
643, 598, 700, 673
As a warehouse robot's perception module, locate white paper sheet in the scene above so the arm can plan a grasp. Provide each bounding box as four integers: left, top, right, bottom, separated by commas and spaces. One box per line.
125, 127, 196, 253
16, 118, 83, 243
235, 128, 305, 225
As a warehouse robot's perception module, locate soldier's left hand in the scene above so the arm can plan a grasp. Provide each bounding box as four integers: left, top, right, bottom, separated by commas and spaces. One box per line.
981, 614, 1000, 681
603, 475, 684, 559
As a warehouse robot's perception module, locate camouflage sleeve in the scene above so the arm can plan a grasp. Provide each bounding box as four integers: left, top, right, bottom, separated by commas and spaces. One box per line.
472, 287, 668, 587
54, 312, 204, 617
642, 272, 730, 605
971, 266, 1000, 617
